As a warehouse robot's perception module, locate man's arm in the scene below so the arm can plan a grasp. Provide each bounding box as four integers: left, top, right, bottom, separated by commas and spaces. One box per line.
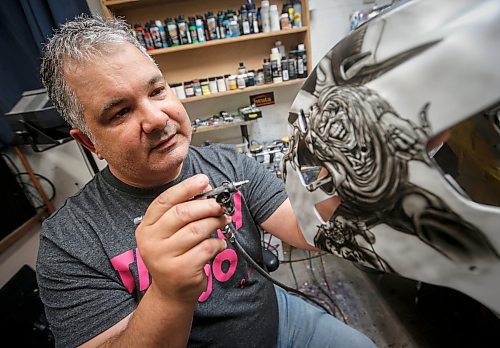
80, 174, 228, 347
260, 198, 319, 251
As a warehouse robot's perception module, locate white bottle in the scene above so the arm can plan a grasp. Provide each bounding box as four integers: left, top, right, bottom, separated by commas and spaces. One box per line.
261, 1, 271, 33
269, 4, 280, 32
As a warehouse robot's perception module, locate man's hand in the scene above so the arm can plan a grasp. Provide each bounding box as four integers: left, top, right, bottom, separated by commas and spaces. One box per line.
135, 174, 229, 304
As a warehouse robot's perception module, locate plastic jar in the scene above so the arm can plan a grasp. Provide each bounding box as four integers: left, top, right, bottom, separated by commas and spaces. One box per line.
184, 80, 194, 97
200, 79, 211, 95
228, 75, 238, 90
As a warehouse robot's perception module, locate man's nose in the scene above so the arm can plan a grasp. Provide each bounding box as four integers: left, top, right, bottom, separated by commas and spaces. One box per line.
141, 101, 168, 134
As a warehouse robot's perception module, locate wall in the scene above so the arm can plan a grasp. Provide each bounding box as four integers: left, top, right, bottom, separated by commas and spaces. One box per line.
0, 0, 388, 287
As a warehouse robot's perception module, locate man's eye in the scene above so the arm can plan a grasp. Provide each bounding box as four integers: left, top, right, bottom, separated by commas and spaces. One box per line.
151, 87, 166, 97
114, 108, 130, 119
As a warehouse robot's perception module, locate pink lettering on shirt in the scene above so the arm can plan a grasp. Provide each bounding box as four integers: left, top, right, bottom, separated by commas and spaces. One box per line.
212, 249, 238, 282
198, 264, 213, 302
232, 192, 243, 230
110, 250, 136, 293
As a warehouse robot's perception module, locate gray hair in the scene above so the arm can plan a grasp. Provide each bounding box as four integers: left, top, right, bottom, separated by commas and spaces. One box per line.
40, 15, 153, 137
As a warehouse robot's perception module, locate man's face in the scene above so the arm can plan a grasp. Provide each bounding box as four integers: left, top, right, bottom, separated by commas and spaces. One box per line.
66, 43, 192, 188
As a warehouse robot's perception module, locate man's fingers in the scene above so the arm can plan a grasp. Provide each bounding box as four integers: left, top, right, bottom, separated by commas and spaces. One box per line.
168, 215, 231, 254
181, 237, 228, 270
141, 174, 210, 226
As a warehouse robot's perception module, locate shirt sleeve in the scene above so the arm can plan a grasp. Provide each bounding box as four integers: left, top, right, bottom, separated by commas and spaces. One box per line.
37, 223, 136, 347
238, 151, 288, 224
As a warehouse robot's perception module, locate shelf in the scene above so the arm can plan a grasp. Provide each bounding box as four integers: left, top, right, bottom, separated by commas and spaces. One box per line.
192, 119, 253, 135
180, 78, 305, 104
149, 27, 308, 56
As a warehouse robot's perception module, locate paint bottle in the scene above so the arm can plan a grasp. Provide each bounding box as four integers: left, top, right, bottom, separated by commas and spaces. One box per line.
261, 0, 271, 33
196, 16, 207, 42
209, 77, 219, 94
275, 40, 286, 58
247, 3, 258, 33
149, 21, 163, 49
256, 69, 265, 85
247, 70, 256, 86
280, 13, 291, 30
293, 0, 302, 28
217, 11, 227, 39
241, 6, 251, 35
173, 83, 186, 99
200, 79, 211, 95
263, 58, 273, 84
238, 62, 247, 75
177, 16, 191, 45
224, 74, 232, 90
281, 58, 289, 81
237, 74, 246, 89
269, 5, 280, 31
229, 12, 241, 37
133, 23, 147, 48
155, 20, 169, 48
228, 75, 238, 90
165, 18, 180, 46
288, 51, 297, 80
193, 79, 202, 96
270, 47, 282, 83
206, 12, 218, 40
296, 43, 307, 78
184, 81, 195, 97
217, 76, 227, 92
143, 25, 155, 51
188, 17, 199, 43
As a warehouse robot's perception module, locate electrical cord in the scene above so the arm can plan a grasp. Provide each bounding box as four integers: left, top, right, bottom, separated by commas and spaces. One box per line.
224, 223, 332, 314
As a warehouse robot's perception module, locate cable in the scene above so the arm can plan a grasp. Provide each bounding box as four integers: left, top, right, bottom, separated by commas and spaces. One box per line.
225, 223, 332, 314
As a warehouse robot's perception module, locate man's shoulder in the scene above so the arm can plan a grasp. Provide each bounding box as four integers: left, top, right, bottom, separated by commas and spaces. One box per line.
41, 174, 103, 237
189, 144, 247, 163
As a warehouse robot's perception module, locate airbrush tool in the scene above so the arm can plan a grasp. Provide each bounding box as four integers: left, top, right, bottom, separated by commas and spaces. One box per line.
133, 180, 249, 226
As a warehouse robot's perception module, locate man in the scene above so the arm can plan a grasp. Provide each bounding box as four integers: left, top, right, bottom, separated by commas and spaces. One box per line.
36, 16, 375, 347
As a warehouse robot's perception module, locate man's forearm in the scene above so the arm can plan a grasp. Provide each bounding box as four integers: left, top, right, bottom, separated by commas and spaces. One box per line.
91, 284, 196, 347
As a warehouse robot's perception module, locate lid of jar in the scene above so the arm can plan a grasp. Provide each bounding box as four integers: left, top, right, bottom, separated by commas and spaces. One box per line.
208, 77, 216, 81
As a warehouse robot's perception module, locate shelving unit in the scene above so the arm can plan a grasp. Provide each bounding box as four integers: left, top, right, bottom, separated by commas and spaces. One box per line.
100, 0, 312, 85
101, 0, 311, 144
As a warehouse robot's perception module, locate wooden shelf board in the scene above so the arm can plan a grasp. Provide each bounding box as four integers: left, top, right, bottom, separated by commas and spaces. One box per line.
180, 78, 305, 104
149, 27, 308, 56
0, 209, 48, 254
192, 120, 252, 135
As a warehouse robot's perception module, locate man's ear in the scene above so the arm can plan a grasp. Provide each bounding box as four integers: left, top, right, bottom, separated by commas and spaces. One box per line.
70, 129, 103, 159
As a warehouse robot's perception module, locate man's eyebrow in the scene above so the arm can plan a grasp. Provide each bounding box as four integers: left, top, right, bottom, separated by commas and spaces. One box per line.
148, 74, 165, 87
100, 97, 126, 119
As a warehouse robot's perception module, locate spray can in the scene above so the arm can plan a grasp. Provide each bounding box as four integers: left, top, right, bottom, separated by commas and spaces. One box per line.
165, 18, 180, 46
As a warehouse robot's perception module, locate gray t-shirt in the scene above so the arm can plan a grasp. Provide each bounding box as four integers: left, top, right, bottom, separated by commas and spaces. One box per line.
37, 144, 287, 347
